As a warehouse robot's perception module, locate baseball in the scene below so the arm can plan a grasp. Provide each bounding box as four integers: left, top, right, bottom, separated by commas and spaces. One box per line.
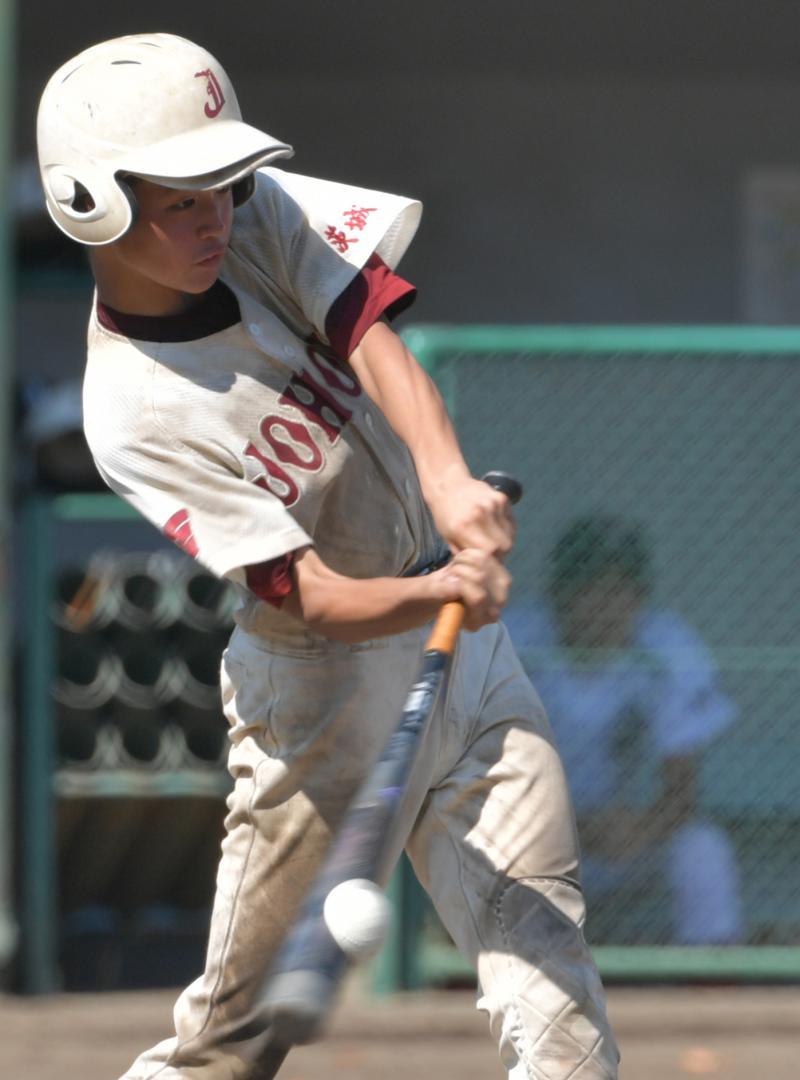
323, 878, 391, 959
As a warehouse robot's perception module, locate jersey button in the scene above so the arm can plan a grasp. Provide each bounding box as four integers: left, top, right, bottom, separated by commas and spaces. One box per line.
283, 345, 296, 358
249, 323, 261, 335
365, 412, 374, 430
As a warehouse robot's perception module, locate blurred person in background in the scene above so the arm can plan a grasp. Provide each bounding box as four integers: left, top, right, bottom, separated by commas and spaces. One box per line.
504, 515, 743, 945
21, 377, 104, 493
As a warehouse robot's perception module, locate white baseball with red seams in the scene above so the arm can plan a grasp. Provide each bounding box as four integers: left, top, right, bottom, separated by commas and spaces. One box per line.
322, 878, 391, 959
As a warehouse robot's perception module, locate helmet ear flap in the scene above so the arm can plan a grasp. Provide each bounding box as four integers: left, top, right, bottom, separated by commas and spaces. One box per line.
41, 164, 137, 245
231, 173, 255, 208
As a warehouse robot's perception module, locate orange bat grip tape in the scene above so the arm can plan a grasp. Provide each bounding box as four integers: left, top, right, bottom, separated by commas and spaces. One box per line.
425, 600, 466, 655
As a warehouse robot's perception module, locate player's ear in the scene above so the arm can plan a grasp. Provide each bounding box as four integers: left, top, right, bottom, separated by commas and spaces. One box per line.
42, 164, 138, 244
70, 181, 95, 213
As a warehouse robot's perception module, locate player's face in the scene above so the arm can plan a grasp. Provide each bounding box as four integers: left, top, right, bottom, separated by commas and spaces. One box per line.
100, 179, 234, 314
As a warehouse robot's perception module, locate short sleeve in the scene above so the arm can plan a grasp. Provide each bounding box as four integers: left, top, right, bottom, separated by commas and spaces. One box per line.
226, 167, 422, 342
324, 254, 417, 360
88, 425, 312, 586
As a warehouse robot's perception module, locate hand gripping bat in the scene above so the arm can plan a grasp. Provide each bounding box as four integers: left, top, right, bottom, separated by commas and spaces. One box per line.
257, 471, 523, 1047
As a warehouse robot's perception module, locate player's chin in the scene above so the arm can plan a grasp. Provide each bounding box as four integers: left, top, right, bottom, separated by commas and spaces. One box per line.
182, 271, 222, 295
185, 259, 226, 290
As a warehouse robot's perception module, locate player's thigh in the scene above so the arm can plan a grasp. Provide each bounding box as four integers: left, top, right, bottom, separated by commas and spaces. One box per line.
405, 620, 586, 964
413, 622, 581, 886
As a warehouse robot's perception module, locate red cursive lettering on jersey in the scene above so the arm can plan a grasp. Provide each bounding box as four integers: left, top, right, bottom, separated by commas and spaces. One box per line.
304, 347, 361, 397
343, 206, 377, 231
258, 415, 324, 471
244, 347, 362, 506
244, 443, 301, 506
279, 373, 352, 445
324, 226, 357, 253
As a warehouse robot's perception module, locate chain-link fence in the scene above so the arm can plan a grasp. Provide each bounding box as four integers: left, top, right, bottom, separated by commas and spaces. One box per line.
395, 324, 800, 980
18, 330, 800, 992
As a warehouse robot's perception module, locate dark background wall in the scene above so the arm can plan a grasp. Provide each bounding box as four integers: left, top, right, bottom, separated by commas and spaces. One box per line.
14, 1, 800, 383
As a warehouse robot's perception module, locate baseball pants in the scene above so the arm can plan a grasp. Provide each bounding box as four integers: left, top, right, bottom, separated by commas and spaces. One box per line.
118, 620, 619, 1080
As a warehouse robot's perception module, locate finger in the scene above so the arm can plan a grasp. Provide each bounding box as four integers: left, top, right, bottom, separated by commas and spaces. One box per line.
448, 555, 510, 625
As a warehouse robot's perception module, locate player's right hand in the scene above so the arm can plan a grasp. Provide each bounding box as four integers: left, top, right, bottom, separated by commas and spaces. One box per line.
432, 548, 511, 631
430, 473, 516, 559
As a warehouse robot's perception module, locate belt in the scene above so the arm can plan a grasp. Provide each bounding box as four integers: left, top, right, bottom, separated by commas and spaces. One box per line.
402, 548, 452, 577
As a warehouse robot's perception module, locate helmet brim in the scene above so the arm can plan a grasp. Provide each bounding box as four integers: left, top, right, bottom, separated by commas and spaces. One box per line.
115, 119, 293, 189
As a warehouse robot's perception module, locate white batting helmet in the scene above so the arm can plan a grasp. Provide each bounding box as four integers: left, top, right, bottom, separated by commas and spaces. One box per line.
37, 33, 294, 245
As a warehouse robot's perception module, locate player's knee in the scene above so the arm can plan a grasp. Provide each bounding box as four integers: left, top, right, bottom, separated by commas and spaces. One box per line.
476, 879, 619, 1078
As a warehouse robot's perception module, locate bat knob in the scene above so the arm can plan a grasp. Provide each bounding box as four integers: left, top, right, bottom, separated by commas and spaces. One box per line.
481, 471, 523, 505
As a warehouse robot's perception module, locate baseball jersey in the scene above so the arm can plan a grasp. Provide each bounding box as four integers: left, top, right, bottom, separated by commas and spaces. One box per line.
503, 604, 736, 812
82, 167, 442, 641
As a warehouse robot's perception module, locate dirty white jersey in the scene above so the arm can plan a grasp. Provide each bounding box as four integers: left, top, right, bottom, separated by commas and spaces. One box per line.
83, 167, 442, 640
503, 604, 736, 812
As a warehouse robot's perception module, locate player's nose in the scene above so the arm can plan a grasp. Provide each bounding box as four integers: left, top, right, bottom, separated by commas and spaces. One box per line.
197, 190, 231, 238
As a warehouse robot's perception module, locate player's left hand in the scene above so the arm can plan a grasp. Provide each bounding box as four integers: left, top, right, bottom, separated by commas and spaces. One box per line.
431, 472, 516, 557
434, 547, 512, 630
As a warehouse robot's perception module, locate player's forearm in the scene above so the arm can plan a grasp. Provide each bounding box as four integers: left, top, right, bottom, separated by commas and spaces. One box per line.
285, 547, 454, 643
289, 572, 445, 643
285, 546, 507, 643
347, 322, 471, 504
348, 324, 514, 555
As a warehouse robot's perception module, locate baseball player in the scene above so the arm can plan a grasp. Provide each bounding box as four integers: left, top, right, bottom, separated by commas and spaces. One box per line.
37, 33, 619, 1080
505, 516, 743, 945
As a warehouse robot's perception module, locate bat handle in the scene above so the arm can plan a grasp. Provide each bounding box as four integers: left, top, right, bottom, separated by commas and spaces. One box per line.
425, 600, 465, 653
425, 471, 523, 655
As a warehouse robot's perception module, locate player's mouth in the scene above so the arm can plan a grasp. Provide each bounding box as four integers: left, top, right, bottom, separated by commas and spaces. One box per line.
195, 249, 226, 267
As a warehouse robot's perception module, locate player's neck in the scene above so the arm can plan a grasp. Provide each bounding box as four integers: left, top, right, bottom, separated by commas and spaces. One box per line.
90, 251, 200, 317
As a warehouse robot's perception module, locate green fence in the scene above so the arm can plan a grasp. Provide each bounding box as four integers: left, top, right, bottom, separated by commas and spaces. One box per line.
376, 324, 800, 987
17, 325, 800, 993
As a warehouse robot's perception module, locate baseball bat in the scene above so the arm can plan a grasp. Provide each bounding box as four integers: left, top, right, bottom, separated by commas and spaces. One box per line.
258, 471, 522, 1047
